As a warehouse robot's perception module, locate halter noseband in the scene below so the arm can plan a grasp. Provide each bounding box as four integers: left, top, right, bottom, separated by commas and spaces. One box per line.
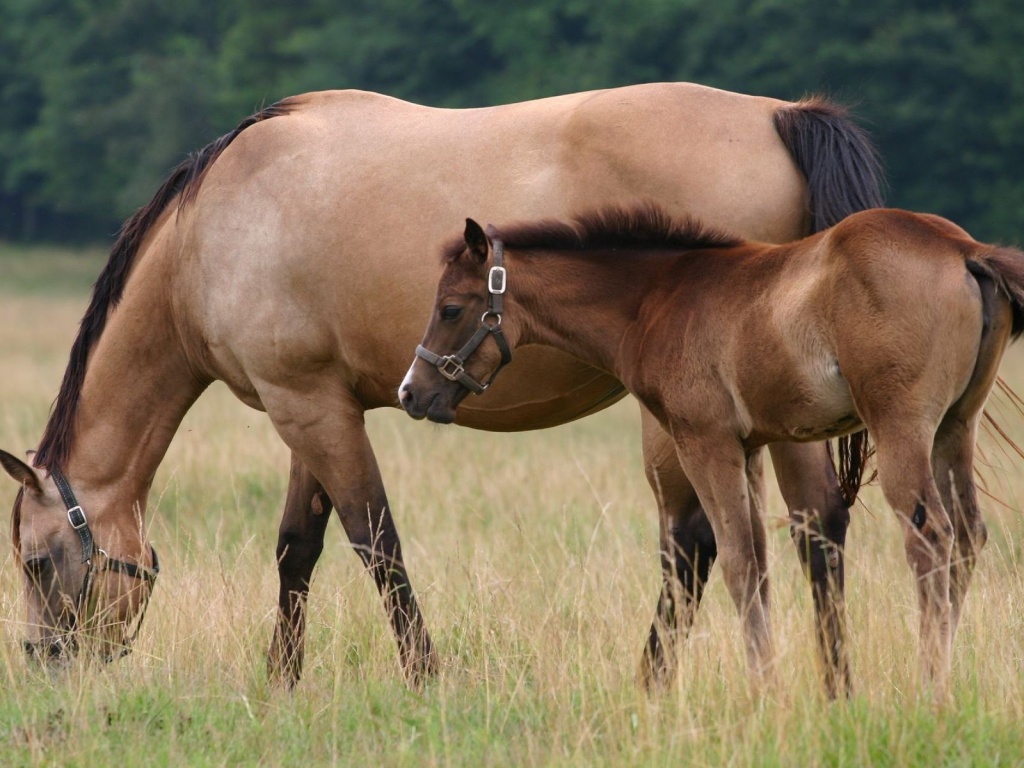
415, 240, 513, 394
38, 467, 160, 658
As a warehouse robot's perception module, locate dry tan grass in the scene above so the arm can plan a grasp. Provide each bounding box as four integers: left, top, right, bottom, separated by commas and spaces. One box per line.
2, 263, 1024, 765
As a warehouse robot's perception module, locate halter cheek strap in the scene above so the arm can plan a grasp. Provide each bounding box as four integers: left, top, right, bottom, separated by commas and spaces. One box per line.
48, 466, 159, 653
415, 240, 513, 394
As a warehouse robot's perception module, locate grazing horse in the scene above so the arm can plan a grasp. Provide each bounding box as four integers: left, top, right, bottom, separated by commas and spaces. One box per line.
400, 205, 1024, 698
0, 83, 882, 691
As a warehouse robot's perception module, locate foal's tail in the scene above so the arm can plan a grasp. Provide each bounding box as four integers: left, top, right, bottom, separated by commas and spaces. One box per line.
967, 246, 1024, 339
773, 97, 885, 506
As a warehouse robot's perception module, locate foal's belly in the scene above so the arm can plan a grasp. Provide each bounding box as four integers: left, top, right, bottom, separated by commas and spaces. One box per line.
746, 356, 861, 444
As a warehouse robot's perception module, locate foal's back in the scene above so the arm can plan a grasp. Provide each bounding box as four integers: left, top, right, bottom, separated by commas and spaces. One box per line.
643, 209, 994, 448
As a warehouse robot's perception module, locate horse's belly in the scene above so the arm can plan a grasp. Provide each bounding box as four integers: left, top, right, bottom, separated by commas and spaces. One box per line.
451, 346, 627, 432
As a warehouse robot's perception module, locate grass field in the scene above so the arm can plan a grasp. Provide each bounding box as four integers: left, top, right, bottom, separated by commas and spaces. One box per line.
1, 243, 1023, 766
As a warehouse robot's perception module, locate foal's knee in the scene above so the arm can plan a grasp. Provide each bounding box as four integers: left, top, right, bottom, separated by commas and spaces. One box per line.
904, 508, 955, 573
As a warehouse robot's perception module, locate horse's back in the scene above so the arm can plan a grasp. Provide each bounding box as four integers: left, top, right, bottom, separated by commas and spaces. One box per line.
170, 83, 810, 417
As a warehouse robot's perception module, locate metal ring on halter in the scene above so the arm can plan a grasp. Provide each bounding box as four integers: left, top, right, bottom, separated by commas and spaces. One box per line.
481, 311, 501, 325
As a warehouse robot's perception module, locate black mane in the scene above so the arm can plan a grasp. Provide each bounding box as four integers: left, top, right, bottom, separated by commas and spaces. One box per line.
34, 99, 297, 472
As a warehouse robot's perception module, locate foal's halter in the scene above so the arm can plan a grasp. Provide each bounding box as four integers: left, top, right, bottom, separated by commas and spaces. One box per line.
415, 240, 513, 394
37, 467, 160, 658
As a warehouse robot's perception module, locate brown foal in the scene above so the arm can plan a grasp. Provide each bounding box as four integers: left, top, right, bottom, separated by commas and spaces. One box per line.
401, 204, 1024, 699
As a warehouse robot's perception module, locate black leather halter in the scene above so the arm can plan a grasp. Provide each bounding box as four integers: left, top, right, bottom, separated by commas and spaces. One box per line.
415, 240, 513, 394
47, 466, 160, 656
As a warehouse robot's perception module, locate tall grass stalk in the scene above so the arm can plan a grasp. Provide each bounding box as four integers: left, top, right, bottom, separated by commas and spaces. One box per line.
1, 246, 1022, 765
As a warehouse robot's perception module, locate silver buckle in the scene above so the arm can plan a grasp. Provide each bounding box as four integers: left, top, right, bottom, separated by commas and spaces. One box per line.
67, 505, 87, 530
438, 356, 465, 381
488, 266, 507, 295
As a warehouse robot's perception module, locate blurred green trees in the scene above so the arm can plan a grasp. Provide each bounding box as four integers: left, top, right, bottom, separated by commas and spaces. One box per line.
1, 0, 1021, 243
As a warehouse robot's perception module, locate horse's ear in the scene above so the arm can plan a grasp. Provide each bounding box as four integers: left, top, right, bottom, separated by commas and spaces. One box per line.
464, 218, 490, 264
0, 449, 43, 494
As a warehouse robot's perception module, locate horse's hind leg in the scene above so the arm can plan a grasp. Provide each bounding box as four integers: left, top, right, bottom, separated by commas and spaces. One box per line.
267, 453, 333, 687
770, 441, 852, 698
263, 389, 437, 684
638, 410, 717, 686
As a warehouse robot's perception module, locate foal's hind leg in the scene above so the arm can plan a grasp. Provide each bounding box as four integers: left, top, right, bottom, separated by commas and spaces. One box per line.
638, 410, 717, 686
675, 432, 774, 689
770, 441, 852, 698
932, 415, 986, 642
267, 453, 333, 687
932, 284, 1010, 641
871, 424, 954, 698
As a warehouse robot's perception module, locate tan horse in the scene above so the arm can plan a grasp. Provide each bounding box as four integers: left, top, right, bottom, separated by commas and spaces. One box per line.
0, 83, 882, 690
401, 205, 1024, 698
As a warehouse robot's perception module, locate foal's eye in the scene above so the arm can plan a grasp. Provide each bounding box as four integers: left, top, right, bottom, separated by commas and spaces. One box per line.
441, 305, 463, 321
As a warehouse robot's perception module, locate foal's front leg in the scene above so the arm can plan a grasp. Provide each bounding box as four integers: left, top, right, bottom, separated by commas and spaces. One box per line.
638, 410, 717, 685
675, 433, 774, 689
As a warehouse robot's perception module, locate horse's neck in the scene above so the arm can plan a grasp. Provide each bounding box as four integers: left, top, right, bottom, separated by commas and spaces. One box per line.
64, 255, 205, 502
511, 250, 655, 379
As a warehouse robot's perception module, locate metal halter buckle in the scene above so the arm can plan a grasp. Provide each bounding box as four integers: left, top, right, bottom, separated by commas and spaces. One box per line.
488, 265, 507, 294
67, 505, 87, 530
438, 356, 465, 381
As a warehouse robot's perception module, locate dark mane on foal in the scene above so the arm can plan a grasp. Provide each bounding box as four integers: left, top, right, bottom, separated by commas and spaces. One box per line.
443, 203, 742, 262
33, 99, 298, 473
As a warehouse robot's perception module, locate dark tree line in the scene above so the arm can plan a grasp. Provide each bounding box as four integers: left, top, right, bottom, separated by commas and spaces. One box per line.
2, 0, 1022, 244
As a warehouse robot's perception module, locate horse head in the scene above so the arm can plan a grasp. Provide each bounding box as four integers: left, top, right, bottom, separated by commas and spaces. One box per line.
1, 449, 158, 662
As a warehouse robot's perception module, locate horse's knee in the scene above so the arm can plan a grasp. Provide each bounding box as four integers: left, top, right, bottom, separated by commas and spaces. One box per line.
790, 499, 848, 580
275, 530, 325, 579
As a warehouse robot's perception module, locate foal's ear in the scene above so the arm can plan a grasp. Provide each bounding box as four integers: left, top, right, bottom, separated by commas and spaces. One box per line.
0, 449, 44, 494
464, 218, 490, 264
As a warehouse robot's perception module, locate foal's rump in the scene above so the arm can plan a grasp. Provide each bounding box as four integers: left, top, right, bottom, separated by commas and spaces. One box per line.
827, 210, 1024, 434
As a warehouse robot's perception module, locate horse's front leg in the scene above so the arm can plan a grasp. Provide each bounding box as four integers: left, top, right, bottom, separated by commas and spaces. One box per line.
262, 387, 437, 685
676, 432, 774, 691
638, 408, 717, 686
267, 452, 333, 687
769, 441, 852, 698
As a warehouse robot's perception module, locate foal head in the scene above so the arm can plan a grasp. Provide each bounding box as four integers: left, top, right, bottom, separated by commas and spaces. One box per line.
1, 450, 158, 662
400, 219, 513, 423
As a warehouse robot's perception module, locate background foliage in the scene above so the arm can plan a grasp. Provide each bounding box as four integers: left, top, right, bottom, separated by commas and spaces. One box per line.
1, 0, 1022, 244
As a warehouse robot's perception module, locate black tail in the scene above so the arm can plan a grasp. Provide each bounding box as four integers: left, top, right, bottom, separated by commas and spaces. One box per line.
774, 96, 885, 507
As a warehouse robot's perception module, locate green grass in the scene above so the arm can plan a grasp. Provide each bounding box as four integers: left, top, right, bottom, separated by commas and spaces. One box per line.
1, 244, 1023, 766
0, 241, 106, 296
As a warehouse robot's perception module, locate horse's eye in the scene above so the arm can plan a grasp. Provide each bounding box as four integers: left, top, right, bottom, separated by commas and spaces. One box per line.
23, 556, 49, 579
441, 305, 463, 321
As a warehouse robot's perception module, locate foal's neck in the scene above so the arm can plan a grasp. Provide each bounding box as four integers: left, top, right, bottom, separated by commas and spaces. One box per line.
509, 248, 662, 383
